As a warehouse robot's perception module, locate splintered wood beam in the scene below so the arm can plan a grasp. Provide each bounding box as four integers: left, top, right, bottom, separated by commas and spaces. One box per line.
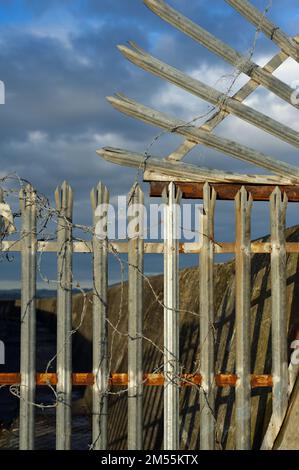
143, 0, 298, 109
225, 0, 299, 62
97, 147, 294, 185
149, 181, 299, 202
118, 43, 299, 149
167, 35, 299, 162
105, 94, 299, 182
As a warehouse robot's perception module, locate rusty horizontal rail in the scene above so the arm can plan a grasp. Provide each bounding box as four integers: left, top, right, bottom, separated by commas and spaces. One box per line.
0, 373, 273, 388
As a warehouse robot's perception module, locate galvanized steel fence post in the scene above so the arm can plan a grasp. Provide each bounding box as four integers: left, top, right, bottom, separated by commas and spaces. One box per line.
235, 187, 252, 450
199, 182, 216, 450
55, 181, 73, 450
19, 185, 37, 450
163, 182, 181, 450
128, 184, 144, 450
270, 187, 288, 436
91, 182, 109, 450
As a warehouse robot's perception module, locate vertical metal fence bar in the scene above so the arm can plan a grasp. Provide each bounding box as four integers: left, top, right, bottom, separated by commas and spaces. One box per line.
163, 182, 181, 450
235, 187, 252, 450
90, 182, 109, 450
270, 187, 288, 436
199, 182, 216, 450
19, 185, 37, 450
128, 184, 144, 450
55, 181, 73, 450
0, 188, 4, 235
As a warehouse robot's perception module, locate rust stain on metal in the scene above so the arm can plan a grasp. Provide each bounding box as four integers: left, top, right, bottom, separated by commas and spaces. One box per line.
150, 182, 299, 202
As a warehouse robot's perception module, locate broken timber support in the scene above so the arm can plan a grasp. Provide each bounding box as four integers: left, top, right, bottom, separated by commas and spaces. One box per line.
104, 95, 299, 182
225, 0, 299, 62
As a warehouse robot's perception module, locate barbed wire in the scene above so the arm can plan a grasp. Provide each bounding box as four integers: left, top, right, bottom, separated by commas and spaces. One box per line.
0, 0, 274, 450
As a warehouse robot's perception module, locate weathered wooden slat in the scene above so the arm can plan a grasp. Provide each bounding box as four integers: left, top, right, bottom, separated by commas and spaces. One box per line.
167, 36, 299, 161
119, 43, 299, 149
269, 187, 289, 440
163, 183, 181, 450
104, 96, 299, 181
19, 185, 37, 450
235, 187, 252, 450
225, 0, 299, 62
2, 238, 299, 255
0, 373, 274, 388
127, 184, 144, 450
55, 182, 73, 450
90, 182, 109, 450
143, 0, 299, 109
99, 147, 297, 186
149, 181, 299, 201
199, 183, 216, 450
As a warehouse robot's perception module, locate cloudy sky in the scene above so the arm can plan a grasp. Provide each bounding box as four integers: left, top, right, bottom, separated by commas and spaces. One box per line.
0, 0, 299, 288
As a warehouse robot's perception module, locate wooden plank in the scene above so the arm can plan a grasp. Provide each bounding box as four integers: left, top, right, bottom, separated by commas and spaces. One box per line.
90, 182, 109, 450
163, 183, 181, 450
235, 187, 252, 449
119, 43, 299, 149
199, 183, 216, 450
225, 0, 299, 62
143, 0, 299, 109
127, 184, 144, 450
270, 188, 289, 439
55, 182, 73, 450
104, 96, 299, 181
150, 181, 299, 202
19, 185, 37, 450
167, 38, 298, 161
